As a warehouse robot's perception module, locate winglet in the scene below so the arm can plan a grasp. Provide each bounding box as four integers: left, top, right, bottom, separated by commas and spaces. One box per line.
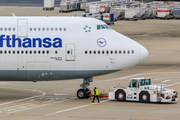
12, 13, 16, 17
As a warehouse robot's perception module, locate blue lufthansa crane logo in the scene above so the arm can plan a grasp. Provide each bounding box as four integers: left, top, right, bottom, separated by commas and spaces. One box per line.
97, 38, 107, 47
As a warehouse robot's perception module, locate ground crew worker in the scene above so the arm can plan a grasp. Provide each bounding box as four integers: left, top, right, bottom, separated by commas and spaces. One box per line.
92, 87, 100, 103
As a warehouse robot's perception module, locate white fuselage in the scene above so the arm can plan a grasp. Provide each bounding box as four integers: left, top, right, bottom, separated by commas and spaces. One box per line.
0, 16, 148, 81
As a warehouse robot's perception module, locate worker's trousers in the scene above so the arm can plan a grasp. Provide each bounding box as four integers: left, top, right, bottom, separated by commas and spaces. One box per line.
92, 95, 99, 102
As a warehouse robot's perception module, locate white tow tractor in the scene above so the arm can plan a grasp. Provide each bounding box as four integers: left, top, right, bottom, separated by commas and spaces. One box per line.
109, 77, 178, 103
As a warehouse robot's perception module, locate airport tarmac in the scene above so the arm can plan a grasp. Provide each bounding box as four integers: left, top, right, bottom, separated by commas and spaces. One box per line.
0, 6, 180, 120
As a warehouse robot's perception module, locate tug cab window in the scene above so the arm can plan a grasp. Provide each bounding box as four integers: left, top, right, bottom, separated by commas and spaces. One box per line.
139, 79, 151, 86
132, 80, 137, 87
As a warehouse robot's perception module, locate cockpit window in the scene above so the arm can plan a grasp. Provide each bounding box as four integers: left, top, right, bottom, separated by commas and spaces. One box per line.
104, 24, 112, 29
97, 24, 112, 30
97, 25, 100, 30
101, 25, 105, 29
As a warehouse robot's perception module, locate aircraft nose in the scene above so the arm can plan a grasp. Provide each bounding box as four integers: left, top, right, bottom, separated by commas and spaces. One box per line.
139, 45, 148, 61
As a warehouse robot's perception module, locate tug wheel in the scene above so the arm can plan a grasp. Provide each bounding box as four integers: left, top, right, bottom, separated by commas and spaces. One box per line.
116, 90, 126, 101
140, 92, 150, 103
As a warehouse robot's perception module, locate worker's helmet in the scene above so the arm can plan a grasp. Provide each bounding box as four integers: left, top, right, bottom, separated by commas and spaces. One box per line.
95, 87, 97, 89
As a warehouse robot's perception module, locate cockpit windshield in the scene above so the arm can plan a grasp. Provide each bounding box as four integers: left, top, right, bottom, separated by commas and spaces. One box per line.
97, 24, 112, 30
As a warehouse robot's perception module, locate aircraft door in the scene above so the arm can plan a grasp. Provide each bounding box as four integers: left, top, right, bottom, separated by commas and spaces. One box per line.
66, 44, 75, 61
17, 19, 28, 37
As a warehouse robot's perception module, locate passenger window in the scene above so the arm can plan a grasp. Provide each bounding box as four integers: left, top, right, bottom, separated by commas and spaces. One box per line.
9, 50, 11, 54
13, 28, 15, 31
0, 28, 2, 31
123, 50, 126, 54
59, 28, 62, 31
47, 28, 49, 31
17, 50, 19, 54
97, 25, 100, 30
101, 25, 105, 29
34, 51, 36, 54
42, 51, 45, 54
67, 51, 70, 54
51, 28, 53, 31
119, 50, 121, 54
0, 50, 2, 54
85, 51, 87, 54
111, 50, 113, 54
64, 28, 66, 31
26, 50, 28, 54
38, 28, 41, 31
106, 50, 109, 54
5, 28, 7, 31
94, 51, 96, 54
30, 51, 32, 54
47, 51, 49, 54
13, 50, 15, 54
89, 51, 92, 54
98, 51, 100, 54
115, 50, 117, 54
21, 50, 24, 54
30, 28, 32, 31
55, 50, 58, 54
34, 28, 36, 31
55, 28, 58, 31
42, 28, 45, 31
132, 50, 134, 54
127, 50, 130, 54
4, 50, 7, 54
9, 28, 11, 31
102, 51, 104, 54
38, 50, 41, 54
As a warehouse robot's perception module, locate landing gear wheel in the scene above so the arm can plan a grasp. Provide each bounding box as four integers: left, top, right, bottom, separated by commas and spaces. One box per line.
116, 90, 126, 101
140, 92, 150, 103
77, 89, 88, 99
85, 89, 91, 98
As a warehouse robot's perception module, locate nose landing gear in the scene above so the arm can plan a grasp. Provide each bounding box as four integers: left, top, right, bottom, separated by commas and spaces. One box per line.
77, 78, 93, 99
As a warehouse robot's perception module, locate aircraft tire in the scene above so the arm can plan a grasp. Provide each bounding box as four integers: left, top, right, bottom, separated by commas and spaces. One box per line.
77, 89, 87, 99
85, 89, 91, 98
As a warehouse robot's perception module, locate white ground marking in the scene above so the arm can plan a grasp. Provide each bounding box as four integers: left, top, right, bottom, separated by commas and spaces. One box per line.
114, 72, 180, 81
0, 96, 39, 106
164, 82, 180, 87
27, 100, 109, 120
54, 93, 68, 96
162, 80, 172, 83
0, 103, 32, 111
0, 87, 46, 96
7, 97, 76, 114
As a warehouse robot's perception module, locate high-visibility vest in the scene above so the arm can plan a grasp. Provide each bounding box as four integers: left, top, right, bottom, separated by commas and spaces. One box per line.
93, 89, 99, 95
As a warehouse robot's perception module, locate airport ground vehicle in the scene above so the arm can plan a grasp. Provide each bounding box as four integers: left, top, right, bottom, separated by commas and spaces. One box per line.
109, 77, 178, 103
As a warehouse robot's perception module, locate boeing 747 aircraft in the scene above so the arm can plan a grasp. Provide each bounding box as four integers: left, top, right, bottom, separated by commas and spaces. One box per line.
0, 16, 148, 98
